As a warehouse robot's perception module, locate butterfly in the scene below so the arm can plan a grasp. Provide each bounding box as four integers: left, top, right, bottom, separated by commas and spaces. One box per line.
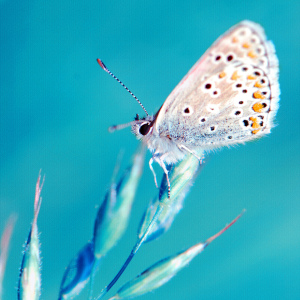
98, 20, 280, 197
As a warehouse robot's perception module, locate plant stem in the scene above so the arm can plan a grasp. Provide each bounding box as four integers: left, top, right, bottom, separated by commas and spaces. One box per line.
95, 203, 165, 300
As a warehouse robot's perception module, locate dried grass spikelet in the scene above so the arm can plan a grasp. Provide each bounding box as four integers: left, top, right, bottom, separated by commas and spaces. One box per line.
0, 214, 17, 299
138, 150, 204, 242
109, 211, 244, 300
59, 146, 145, 299
93, 145, 146, 257
95, 150, 206, 300
18, 173, 44, 300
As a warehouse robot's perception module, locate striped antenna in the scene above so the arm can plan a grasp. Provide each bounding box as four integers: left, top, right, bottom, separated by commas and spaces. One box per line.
97, 59, 149, 116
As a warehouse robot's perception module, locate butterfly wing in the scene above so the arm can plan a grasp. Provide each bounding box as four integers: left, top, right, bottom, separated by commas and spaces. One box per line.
154, 20, 280, 150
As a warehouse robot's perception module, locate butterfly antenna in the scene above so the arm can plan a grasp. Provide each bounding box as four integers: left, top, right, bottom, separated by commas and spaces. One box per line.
97, 59, 149, 116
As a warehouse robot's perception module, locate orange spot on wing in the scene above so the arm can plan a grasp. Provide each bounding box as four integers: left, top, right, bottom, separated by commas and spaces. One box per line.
252, 102, 264, 113
232, 37, 238, 43
247, 75, 257, 80
231, 70, 240, 80
219, 71, 226, 78
252, 129, 260, 134
254, 81, 264, 88
250, 116, 261, 130
242, 43, 250, 49
253, 91, 266, 99
247, 51, 257, 58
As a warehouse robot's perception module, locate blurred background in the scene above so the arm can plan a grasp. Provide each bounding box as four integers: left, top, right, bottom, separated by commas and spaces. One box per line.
0, 1, 299, 299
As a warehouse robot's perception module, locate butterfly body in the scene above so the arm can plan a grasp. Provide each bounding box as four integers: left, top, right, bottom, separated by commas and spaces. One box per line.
99, 20, 279, 197
131, 21, 279, 170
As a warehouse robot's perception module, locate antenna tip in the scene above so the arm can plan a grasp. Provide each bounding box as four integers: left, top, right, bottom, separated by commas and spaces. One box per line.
97, 58, 107, 71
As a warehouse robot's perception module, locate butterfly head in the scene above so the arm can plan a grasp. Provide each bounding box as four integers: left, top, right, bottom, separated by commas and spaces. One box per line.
131, 114, 155, 140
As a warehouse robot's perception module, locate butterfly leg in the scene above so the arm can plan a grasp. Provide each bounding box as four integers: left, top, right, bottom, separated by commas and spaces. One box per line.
179, 144, 204, 164
149, 157, 159, 188
153, 154, 171, 199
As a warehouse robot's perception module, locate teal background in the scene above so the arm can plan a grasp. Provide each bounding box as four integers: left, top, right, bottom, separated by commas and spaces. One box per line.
1, 1, 299, 299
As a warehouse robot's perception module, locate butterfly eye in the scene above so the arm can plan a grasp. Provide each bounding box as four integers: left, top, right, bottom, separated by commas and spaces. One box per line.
139, 123, 151, 136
